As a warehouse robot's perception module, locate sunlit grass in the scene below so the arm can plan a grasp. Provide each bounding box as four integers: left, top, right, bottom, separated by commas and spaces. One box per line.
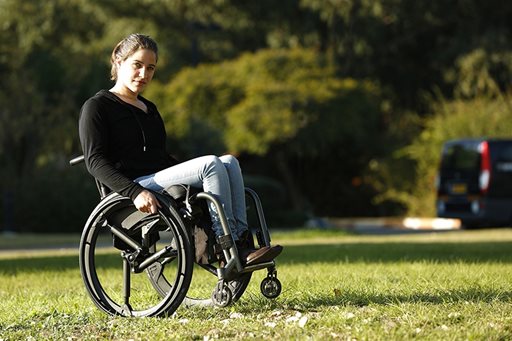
1, 228, 512, 340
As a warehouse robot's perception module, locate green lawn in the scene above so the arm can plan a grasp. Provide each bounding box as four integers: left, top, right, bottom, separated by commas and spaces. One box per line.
1, 228, 511, 340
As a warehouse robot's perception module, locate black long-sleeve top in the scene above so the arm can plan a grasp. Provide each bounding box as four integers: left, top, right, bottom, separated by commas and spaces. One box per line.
79, 90, 176, 200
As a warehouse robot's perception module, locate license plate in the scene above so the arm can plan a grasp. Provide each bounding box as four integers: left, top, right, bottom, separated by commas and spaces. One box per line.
450, 183, 467, 194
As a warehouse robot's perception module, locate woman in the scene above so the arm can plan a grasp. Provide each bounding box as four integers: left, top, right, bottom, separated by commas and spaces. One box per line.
79, 33, 282, 265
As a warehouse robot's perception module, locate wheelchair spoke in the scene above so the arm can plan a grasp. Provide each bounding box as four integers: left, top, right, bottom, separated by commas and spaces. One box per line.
137, 245, 176, 271
122, 255, 133, 316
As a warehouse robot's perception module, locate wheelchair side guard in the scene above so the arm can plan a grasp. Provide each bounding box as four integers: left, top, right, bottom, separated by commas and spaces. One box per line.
86, 191, 179, 261
95, 189, 211, 270
90, 191, 178, 228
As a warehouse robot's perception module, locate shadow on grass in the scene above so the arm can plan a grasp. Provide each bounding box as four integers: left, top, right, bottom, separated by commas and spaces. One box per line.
0, 254, 80, 274
1, 239, 511, 275
238, 287, 512, 314
313, 287, 512, 307
279, 241, 512, 264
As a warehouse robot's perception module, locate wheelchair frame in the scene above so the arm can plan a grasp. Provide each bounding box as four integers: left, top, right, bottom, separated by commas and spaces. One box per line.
70, 155, 282, 317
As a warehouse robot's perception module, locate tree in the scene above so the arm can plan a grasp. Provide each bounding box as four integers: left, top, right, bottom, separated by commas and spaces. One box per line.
0, 0, 106, 231
372, 28, 512, 217
146, 48, 386, 217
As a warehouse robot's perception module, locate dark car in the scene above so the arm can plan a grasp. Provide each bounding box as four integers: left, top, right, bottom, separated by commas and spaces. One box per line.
436, 138, 512, 228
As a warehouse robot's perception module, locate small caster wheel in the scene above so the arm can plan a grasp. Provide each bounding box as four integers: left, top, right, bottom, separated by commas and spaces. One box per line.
212, 281, 233, 307
260, 277, 282, 299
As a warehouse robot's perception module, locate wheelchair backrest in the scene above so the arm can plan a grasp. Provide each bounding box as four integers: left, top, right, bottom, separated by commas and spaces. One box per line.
69, 154, 112, 199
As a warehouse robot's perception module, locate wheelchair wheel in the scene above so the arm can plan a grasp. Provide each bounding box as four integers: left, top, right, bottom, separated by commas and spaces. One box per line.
145, 192, 253, 308
183, 266, 252, 307
147, 240, 253, 308
79, 193, 193, 317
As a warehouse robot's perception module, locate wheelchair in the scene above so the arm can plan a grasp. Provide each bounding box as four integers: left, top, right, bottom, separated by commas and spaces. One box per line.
70, 155, 282, 317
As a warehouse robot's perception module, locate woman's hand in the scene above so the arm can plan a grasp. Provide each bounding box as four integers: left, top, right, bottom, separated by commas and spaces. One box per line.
134, 190, 162, 214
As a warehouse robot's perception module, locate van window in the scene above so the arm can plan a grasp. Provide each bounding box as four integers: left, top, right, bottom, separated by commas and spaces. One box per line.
489, 141, 512, 197
493, 143, 512, 172
441, 144, 479, 172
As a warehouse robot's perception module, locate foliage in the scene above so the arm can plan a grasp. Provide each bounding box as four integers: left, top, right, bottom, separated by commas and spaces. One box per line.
450, 49, 512, 98
302, 0, 512, 106
380, 95, 512, 216
2, 0, 512, 231
0, 0, 106, 169
149, 48, 380, 155
147, 48, 387, 216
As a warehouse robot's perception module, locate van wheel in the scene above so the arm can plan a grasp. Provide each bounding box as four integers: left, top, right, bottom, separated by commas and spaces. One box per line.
461, 221, 480, 230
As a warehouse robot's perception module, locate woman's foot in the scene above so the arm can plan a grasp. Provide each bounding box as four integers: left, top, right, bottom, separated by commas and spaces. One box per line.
239, 245, 284, 265
233, 230, 283, 265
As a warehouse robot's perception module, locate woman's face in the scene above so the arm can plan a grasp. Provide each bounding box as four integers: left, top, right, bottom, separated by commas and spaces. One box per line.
116, 48, 157, 95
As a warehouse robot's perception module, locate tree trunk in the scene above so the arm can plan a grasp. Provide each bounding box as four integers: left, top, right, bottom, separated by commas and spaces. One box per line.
273, 151, 308, 213
2, 188, 15, 233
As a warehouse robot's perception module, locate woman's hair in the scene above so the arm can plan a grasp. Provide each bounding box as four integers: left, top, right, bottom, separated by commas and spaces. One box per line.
110, 33, 158, 81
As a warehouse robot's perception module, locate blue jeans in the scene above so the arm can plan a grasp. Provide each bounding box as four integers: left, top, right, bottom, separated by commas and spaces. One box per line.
135, 155, 248, 240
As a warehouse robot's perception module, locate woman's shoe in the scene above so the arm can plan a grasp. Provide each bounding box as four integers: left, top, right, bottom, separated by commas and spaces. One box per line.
243, 245, 283, 265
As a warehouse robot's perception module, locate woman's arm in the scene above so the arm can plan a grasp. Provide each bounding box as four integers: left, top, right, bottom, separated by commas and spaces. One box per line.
79, 97, 145, 201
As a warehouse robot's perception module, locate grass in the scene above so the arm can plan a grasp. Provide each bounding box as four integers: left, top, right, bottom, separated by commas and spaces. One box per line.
1, 228, 512, 340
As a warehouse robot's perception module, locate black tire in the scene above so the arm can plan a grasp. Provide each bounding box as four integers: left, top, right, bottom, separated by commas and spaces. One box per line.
461, 220, 481, 230
183, 269, 252, 307
147, 254, 252, 308
148, 238, 253, 308
260, 277, 282, 299
79, 193, 193, 317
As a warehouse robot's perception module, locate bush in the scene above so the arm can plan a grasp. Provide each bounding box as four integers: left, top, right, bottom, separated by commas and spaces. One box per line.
146, 48, 389, 218
393, 95, 512, 216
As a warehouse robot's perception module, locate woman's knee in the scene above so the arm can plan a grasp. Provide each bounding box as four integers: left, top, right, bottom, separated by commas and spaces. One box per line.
201, 155, 224, 174
219, 154, 239, 168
